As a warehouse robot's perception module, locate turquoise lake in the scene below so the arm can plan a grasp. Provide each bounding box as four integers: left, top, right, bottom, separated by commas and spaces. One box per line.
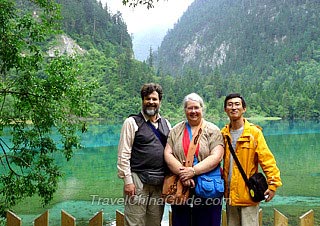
7, 119, 320, 225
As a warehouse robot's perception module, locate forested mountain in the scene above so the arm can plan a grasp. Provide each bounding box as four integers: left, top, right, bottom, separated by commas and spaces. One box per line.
31, 0, 320, 121
10, 0, 320, 124
155, 0, 320, 76
153, 0, 320, 119
56, 0, 132, 53
46, 0, 161, 122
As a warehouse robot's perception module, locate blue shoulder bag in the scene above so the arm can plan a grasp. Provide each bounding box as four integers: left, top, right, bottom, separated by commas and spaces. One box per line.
194, 155, 224, 198
186, 121, 224, 199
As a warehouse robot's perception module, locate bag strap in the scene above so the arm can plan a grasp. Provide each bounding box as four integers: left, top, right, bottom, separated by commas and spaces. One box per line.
147, 120, 167, 147
226, 136, 250, 186
131, 112, 168, 147
185, 120, 205, 167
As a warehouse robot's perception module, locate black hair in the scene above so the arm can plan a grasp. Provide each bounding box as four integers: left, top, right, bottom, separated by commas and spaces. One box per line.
224, 93, 246, 108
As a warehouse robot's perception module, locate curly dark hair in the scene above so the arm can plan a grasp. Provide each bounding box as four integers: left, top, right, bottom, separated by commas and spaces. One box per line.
140, 83, 163, 101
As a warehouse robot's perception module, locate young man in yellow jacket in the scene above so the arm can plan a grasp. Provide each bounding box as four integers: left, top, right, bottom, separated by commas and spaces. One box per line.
221, 93, 282, 226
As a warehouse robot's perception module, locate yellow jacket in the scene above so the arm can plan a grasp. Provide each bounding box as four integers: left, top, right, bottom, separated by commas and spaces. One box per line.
221, 119, 282, 206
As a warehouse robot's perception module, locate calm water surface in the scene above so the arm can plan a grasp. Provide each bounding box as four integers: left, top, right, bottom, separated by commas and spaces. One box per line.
11, 120, 320, 225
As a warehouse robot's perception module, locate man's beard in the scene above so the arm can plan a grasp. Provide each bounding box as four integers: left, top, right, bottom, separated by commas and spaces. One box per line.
143, 106, 159, 116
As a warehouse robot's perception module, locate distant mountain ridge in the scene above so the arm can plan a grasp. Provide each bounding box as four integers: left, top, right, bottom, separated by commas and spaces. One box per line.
154, 0, 320, 76
132, 27, 168, 61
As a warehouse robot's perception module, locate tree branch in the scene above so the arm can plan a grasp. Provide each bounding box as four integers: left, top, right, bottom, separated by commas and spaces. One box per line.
0, 91, 6, 113
0, 138, 26, 176
0, 89, 41, 98
122, 0, 161, 9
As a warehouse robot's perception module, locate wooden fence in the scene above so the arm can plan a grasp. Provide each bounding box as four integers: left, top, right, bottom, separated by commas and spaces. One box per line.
6, 210, 103, 226
6, 208, 315, 226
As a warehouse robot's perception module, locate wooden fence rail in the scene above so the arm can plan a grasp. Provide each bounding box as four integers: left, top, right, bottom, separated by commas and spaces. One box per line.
6, 208, 315, 226
274, 208, 289, 226
34, 210, 48, 226
300, 210, 314, 226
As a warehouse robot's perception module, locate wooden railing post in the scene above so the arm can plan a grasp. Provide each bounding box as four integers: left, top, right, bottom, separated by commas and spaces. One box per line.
34, 210, 49, 226
61, 210, 76, 226
259, 208, 262, 226
5, 208, 317, 226
274, 208, 288, 226
222, 209, 227, 226
116, 210, 124, 226
299, 210, 314, 226
6, 211, 21, 226
89, 210, 103, 226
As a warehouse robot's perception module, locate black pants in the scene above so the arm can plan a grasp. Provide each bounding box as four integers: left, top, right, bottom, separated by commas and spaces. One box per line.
171, 197, 222, 226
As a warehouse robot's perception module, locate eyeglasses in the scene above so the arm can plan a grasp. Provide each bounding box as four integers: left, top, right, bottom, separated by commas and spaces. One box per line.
186, 106, 201, 112
226, 101, 241, 108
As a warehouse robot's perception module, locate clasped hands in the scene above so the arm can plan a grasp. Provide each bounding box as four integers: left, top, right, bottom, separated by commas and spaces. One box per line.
179, 166, 195, 188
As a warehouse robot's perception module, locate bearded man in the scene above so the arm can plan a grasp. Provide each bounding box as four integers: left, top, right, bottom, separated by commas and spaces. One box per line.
117, 83, 171, 226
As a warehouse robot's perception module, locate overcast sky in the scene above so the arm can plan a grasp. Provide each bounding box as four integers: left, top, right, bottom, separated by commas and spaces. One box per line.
100, 0, 194, 34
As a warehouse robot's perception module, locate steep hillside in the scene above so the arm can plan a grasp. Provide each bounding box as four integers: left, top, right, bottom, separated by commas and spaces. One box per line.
155, 0, 320, 76
11, 0, 320, 121
47, 34, 87, 57
56, 0, 132, 55
12, 0, 162, 122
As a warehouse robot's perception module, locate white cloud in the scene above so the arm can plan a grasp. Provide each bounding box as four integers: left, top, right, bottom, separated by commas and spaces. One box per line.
100, 0, 194, 34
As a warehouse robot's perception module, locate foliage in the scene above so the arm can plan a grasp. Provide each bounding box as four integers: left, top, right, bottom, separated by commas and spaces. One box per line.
153, 0, 320, 120
122, 0, 160, 9
49, 0, 320, 122
57, 0, 132, 53
0, 0, 91, 215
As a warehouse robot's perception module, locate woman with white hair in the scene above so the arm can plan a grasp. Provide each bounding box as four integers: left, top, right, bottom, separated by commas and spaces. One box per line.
164, 93, 225, 226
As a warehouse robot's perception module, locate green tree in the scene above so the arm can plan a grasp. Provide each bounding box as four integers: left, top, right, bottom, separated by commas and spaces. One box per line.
148, 46, 154, 68
0, 0, 90, 214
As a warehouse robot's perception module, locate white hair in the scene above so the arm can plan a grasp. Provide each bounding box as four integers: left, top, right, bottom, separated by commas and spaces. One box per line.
183, 93, 204, 109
